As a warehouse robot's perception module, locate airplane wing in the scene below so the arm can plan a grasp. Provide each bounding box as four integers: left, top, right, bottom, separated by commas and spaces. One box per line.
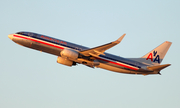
79, 34, 126, 57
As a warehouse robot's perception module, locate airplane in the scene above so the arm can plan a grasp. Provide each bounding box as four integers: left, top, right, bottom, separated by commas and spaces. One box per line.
8, 32, 172, 75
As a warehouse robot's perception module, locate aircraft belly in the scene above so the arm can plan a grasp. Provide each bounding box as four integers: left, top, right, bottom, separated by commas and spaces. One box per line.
12, 37, 62, 56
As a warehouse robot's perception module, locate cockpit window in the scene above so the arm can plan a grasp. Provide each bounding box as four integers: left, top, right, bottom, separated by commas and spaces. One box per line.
16, 32, 40, 37
16, 32, 23, 35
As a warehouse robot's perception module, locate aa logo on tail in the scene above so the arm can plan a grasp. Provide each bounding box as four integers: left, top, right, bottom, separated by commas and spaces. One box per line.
146, 51, 160, 63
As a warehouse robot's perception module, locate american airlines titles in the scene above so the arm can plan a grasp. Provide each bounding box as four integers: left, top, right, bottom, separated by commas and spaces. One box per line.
40, 35, 67, 45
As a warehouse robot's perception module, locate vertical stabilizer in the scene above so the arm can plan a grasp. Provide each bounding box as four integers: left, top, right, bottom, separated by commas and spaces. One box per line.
141, 41, 172, 65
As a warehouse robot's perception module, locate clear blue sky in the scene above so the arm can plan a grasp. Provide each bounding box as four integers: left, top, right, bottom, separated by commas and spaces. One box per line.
1, 0, 180, 108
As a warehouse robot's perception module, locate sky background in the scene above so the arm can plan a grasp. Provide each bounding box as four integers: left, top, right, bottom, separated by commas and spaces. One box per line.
1, 0, 180, 108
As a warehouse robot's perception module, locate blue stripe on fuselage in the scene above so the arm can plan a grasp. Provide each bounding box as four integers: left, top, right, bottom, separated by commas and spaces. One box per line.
100, 54, 141, 68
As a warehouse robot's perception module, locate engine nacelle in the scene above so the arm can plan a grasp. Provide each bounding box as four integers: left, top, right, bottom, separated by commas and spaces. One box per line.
57, 56, 76, 66
60, 49, 79, 60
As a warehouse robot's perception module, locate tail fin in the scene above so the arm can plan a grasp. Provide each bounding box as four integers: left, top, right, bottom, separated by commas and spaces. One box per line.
141, 41, 172, 65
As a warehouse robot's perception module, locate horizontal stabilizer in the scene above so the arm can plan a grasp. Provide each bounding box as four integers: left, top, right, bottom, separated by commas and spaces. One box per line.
147, 64, 171, 71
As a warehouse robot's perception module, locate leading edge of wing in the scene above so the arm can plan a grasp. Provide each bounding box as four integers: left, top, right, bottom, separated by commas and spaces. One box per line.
79, 34, 126, 56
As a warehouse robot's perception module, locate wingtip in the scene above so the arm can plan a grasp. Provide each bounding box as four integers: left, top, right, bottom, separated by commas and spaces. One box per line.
116, 33, 126, 43
165, 41, 172, 44
121, 33, 126, 37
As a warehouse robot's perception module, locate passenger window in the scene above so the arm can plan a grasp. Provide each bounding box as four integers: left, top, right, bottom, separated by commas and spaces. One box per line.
23, 32, 28, 36
28, 33, 34, 37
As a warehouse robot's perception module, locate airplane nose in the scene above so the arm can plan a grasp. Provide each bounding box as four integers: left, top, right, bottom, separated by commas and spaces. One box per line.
8, 34, 14, 40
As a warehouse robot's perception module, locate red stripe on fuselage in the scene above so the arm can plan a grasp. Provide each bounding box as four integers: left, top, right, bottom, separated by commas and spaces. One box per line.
13, 34, 138, 71
96, 57, 138, 70
13, 34, 64, 50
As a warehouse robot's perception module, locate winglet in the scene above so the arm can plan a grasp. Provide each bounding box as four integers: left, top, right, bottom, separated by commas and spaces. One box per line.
115, 33, 126, 43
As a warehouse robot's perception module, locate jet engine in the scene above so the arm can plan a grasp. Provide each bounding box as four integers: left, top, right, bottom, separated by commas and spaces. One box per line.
57, 56, 76, 66
60, 49, 79, 60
